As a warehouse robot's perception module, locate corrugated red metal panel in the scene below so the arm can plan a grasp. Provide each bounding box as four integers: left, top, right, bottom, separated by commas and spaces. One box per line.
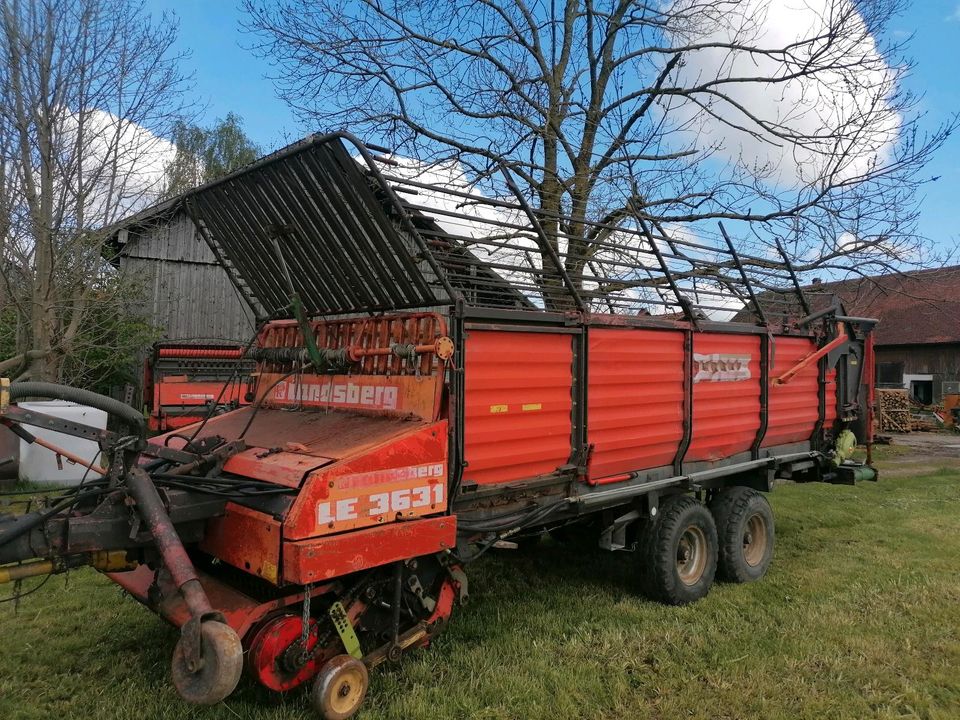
764, 337, 820, 447
463, 330, 573, 485
586, 328, 684, 482
685, 334, 761, 463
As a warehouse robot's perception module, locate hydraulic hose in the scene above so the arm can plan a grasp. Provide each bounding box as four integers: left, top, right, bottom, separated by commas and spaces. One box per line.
9, 382, 144, 435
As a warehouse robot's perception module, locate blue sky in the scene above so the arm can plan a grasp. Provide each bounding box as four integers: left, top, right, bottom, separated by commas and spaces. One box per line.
144, 0, 959, 249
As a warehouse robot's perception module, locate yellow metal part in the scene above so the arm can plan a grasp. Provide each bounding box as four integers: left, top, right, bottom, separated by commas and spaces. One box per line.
0, 377, 9, 412
0, 559, 54, 584
0, 551, 136, 584
329, 601, 363, 659
89, 550, 138, 573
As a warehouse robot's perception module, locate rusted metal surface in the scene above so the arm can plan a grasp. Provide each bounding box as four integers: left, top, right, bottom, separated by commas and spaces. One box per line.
246, 614, 322, 691
199, 503, 283, 585
462, 330, 573, 485
586, 328, 684, 482
107, 564, 335, 639
222, 449, 334, 488
257, 312, 448, 378
160, 408, 427, 463
282, 515, 456, 584
125, 467, 213, 618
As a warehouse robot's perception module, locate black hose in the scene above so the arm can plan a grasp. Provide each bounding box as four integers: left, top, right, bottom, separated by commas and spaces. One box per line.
9, 382, 144, 434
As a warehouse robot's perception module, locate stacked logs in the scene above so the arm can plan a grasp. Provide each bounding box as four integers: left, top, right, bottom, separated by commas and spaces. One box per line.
877, 389, 911, 433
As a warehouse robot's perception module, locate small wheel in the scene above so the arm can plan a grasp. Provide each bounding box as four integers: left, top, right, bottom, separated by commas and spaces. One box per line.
310, 654, 369, 720
709, 487, 775, 583
637, 494, 718, 605
171, 620, 243, 705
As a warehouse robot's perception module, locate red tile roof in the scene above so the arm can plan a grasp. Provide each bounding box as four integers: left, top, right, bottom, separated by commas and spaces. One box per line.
804, 266, 960, 346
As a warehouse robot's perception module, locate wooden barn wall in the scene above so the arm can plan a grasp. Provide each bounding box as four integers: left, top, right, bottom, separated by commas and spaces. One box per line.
875, 343, 960, 402
119, 212, 257, 342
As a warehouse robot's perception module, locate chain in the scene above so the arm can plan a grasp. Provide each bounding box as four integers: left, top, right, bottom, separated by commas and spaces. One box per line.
300, 582, 312, 648
308, 574, 371, 660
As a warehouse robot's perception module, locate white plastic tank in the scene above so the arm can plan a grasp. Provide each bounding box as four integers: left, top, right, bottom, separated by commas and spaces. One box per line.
17, 401, 108, 486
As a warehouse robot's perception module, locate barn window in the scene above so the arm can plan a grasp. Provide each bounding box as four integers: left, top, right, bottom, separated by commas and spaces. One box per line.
876, 362, 904, 387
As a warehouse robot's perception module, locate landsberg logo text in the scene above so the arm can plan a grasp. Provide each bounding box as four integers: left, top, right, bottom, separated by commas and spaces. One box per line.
692, 353, 751, 383
274, 380, 399, 409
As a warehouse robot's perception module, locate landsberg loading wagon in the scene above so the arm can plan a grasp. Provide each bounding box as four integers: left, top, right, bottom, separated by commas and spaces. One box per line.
0, 133, 876, 719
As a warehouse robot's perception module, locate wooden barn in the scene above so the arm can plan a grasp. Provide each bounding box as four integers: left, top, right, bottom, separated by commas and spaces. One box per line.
106, 198, 257, 344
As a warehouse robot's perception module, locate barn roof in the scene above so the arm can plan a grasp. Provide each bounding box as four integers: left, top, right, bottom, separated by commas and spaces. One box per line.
739, 266, 960, 346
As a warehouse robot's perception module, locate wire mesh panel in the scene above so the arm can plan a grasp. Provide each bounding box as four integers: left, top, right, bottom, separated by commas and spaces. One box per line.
380, 161, 810, 324
182, 133, 809, 324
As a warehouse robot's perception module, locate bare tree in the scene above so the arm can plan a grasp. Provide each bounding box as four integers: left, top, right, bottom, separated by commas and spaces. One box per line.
0, 0, 187, 382
246, 0, 955, 309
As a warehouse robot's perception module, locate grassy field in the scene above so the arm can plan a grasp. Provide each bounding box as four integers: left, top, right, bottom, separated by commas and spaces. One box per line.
1, 450, 958, 720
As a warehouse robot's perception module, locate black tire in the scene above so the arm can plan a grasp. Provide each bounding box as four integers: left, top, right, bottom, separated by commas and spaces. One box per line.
636, 494, 718, 605
709, 487, 775, 583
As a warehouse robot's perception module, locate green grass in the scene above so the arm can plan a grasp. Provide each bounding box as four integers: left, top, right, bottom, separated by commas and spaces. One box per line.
1, 465, 958, 720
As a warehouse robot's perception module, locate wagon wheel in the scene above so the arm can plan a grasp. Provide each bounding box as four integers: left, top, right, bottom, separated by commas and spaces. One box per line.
170, 620, 244, 705
636, 494, 718, 605
709, 486, 775, 583
310, 654, 369, 720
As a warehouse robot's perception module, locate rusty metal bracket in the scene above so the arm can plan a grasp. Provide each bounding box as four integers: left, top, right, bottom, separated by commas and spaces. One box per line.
125, 469, 217, 621
179, 615, 206, 672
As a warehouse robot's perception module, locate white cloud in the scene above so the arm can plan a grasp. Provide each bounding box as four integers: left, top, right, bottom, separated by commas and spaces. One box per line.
949, 4, 960, 22
70, 109, 176, 221
669, 0, 900, 186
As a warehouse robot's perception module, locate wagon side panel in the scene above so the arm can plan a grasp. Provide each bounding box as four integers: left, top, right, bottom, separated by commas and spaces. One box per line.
586, 327, 684, 482
764, 336, 820, 447
462, 330, 573, 485
685, 333, 762, 463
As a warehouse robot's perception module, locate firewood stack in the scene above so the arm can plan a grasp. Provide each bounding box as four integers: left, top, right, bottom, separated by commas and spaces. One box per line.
877, 389, 911, 433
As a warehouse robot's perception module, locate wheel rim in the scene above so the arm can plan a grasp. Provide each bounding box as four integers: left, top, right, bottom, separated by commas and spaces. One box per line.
676, 525, 708, 585
742, 513, 768, 567
327, 665, 365, 716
